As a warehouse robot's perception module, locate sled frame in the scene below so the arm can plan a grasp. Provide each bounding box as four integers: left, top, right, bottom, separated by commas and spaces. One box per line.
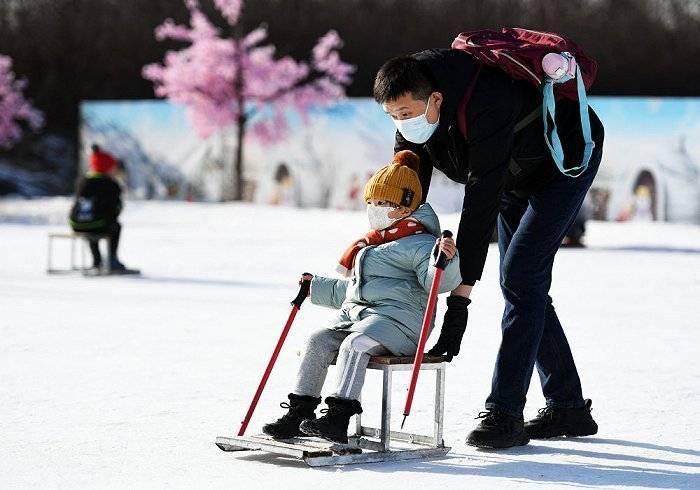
216, 355, 450, 466
46, 232, 110, 275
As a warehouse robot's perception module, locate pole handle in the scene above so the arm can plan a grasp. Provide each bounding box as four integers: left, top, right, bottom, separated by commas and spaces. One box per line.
434, 230, 453, 270
291, 274, 312, 308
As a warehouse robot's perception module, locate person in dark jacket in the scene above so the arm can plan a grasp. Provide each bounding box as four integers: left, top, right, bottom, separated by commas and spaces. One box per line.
69, 144, 128, 272
373, 49, 602, 448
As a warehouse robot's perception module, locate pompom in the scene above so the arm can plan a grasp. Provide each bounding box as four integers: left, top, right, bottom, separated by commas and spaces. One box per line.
393, 150, 420, 172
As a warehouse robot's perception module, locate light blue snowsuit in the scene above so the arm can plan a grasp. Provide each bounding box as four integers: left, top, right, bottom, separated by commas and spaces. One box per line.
310, 203, 462, 356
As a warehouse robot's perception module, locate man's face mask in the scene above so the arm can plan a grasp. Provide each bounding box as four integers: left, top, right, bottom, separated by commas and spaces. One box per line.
392, 97, 439, 144
367, 203, 399, 230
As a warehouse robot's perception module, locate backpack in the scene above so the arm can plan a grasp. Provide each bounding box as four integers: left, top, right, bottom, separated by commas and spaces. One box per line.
452, 28, 597, 177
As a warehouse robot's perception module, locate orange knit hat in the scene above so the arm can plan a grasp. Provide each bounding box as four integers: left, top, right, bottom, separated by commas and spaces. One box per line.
363, 150, 423, 211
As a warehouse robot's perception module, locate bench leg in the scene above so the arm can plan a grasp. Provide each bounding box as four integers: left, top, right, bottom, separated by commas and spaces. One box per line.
70, 237, 76, 270
380, 367, 392, 452
46, 235, 53, 273
354, 394, 362, 438
434, 364, 446, 447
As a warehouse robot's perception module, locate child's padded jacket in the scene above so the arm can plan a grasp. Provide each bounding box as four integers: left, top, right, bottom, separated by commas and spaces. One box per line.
310, 203, 462, 355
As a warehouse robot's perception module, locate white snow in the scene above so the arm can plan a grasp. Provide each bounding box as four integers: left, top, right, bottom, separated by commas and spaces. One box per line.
1, 198, 699, 489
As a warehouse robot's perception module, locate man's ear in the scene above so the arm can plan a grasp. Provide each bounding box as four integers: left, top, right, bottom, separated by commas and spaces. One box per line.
432, 91, 444, 111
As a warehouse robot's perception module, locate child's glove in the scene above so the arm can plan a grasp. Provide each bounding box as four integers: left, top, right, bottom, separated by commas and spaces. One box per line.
427, 296, 470, 361
299, 273, 313, 296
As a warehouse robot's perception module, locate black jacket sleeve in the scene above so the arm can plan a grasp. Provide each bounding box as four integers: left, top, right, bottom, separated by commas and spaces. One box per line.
394, 130, 433, 203
456, 90, 520, 285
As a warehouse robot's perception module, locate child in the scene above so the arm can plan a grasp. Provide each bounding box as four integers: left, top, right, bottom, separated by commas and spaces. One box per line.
69, 144, 131, 272
263, 150, 462, 443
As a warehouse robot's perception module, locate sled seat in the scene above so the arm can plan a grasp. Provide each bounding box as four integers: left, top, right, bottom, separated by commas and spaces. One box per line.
46, 231, 110, 275
367, 355, 446, 365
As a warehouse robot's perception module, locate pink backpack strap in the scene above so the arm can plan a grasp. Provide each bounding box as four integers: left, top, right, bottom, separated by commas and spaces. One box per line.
456, 64, 482, 140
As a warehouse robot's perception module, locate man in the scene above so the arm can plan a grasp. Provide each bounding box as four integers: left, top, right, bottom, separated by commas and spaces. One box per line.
373, 48, 603, 448
69, 144, 129, 273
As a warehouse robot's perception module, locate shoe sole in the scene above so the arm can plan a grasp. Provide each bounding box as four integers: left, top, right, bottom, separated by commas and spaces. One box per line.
298, 423, 348, 444
527, 423, 598, 440
466, 433, 530, 449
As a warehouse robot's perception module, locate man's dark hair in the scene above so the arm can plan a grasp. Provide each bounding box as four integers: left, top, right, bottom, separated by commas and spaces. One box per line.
91, 144, 100, 153
373, 56, 437, 104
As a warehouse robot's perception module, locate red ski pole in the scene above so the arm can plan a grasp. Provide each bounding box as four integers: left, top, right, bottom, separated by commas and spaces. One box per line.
238, 274, 312, 436
401, 231, 452, 429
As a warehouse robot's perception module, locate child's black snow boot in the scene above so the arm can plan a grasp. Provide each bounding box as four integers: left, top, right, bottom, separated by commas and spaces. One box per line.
262, 393, 321, 439
466, 409, 530, 448
525, 398, 598, 439
298, 396, 362, 444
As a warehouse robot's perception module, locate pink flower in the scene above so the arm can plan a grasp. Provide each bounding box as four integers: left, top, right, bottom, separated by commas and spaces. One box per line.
0, 55, 44, 148
143, 1, 354, 146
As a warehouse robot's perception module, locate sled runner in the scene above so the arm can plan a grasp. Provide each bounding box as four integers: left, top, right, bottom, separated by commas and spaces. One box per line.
216, 354, 450, 466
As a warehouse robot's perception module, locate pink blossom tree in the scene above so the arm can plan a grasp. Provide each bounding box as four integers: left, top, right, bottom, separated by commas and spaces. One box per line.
143, 0, 354, 200
0, 55, 44, 149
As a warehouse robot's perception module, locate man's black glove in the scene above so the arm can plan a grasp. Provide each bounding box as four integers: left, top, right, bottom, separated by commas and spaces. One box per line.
427, 296, 471, 362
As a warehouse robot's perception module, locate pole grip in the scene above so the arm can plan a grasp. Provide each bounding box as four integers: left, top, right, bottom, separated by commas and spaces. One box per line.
291, 274, 312, 308
435, 230, 453, 270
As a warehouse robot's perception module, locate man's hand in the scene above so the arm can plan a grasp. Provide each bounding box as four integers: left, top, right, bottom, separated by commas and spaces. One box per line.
427, 296, 471, 361
435, 236, 457, 260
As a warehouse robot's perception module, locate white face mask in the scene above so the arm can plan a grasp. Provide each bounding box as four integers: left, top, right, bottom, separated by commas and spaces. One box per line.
367, 204, 398, 230
393, 97, 440, 144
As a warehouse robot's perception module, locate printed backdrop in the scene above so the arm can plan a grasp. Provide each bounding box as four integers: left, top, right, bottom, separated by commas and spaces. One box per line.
81, 97, 700, 223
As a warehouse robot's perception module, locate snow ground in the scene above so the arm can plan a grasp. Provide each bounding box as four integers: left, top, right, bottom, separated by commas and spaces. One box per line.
1, 198, 699, 489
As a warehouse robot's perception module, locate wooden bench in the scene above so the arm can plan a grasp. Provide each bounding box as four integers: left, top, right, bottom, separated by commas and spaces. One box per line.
46, 231, 111, 275
216, 354, 450, 466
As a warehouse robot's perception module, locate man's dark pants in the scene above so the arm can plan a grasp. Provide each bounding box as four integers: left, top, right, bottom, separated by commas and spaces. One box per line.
88, 221, 121, 267
485, 147, 603, 417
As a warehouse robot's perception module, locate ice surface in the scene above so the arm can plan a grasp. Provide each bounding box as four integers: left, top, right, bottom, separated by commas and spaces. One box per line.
1, 198, 698, 489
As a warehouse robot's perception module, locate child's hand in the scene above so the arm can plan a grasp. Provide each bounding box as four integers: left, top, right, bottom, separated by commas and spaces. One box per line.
436, 237, 457, 260
299, 273, 313, 296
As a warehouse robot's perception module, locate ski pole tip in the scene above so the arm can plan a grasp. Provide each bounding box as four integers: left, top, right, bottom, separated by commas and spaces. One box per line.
401, 414, 407, 429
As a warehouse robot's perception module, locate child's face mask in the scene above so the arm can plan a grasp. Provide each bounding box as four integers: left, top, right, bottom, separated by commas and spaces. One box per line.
392, 97, 439, 144
367, 203, 399, 230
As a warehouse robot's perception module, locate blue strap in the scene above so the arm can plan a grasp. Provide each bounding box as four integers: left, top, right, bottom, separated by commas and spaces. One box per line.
542, 59, 595, 178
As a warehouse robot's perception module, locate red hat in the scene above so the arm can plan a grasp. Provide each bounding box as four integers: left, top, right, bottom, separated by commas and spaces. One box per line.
90, 149, 117, 173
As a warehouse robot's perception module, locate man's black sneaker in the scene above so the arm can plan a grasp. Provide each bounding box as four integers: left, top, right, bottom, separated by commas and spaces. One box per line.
299, 396, 362, 444
262, 393, 321, 439
525, 398, 598, 439
466, 409, 530, 449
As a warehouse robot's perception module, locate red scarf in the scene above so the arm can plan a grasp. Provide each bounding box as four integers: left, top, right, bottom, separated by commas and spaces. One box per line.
337, 218, 428, 277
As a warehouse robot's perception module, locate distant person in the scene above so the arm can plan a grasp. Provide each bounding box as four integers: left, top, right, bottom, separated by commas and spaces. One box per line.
632, 185, 653, 221
69, 144, 131, 273
262, 151, 460, 443
268, 162, 296, 206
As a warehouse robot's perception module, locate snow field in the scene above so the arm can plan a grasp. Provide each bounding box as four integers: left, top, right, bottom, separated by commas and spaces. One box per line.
1, 198, 698, 489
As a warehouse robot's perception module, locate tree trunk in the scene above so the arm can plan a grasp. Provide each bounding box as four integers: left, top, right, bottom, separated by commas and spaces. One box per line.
230, 31, 246, 202
232, 105, 246, 201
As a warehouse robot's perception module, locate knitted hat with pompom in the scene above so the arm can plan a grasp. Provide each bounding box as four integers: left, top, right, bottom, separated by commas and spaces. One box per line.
363, 150, 422, 211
